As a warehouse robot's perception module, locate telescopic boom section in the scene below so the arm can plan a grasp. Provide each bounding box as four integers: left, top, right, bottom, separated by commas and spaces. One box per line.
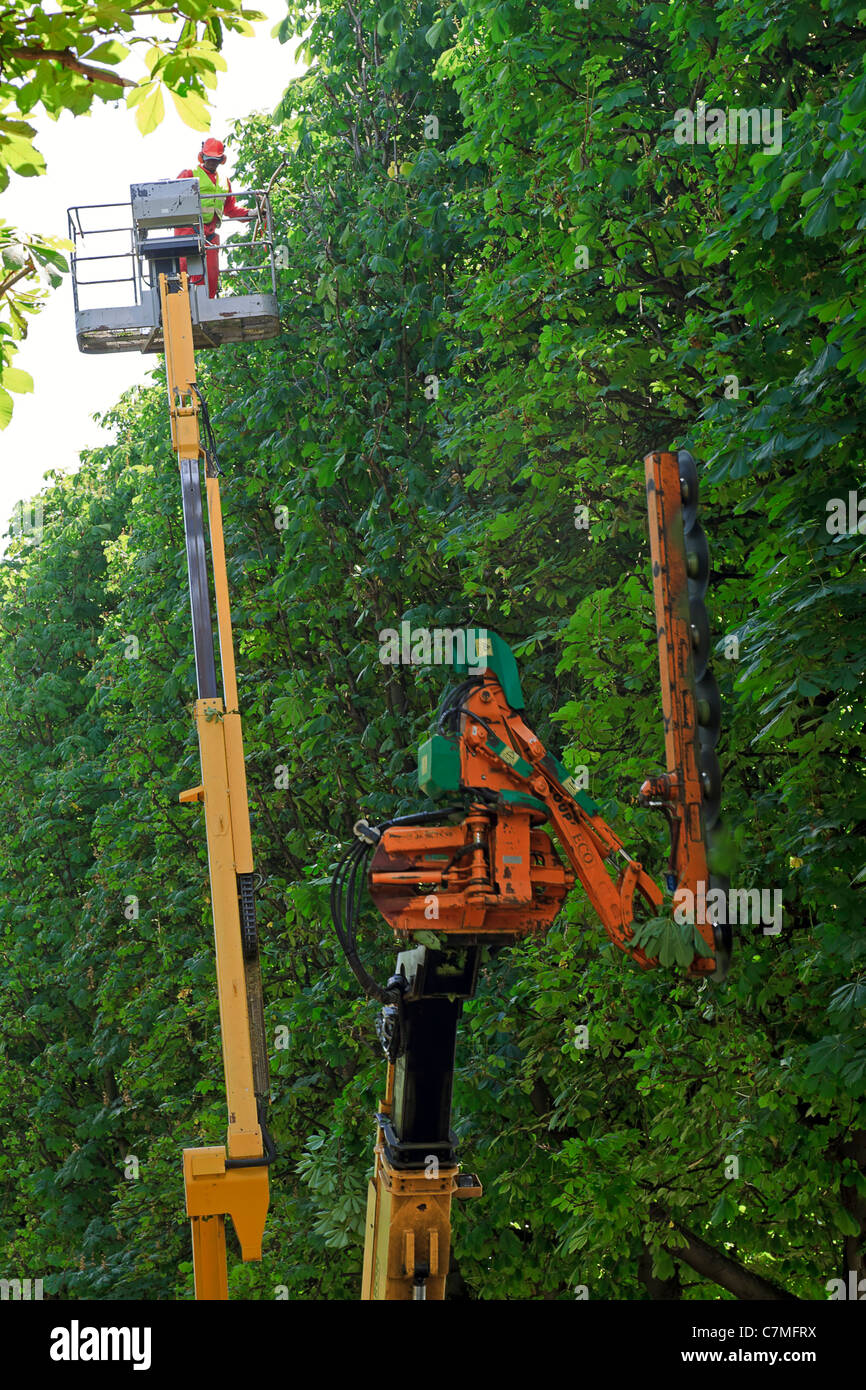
160, 271, 271, 1300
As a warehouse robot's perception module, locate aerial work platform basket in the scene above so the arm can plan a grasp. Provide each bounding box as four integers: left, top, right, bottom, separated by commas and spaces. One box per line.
68, 179, 281, 353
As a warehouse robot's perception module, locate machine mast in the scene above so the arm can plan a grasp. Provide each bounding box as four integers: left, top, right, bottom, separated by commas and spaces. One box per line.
70, 179, 281, 1298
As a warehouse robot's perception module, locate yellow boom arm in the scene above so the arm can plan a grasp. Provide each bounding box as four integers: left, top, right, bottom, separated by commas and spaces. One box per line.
160, 271, 271, 1300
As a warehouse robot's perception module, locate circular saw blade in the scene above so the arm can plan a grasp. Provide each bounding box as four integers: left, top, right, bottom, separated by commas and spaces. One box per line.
695, 671, 722, 748
699, 746, 722, 829
678, 449, 699, 533
689, 597, 711, 681
708, 871, 732, 982
685, 520, 710, 598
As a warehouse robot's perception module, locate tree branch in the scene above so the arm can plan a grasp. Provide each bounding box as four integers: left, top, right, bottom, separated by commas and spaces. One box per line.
5, 47, 134, 88
651, 1206, 799, 1300
0, 260, 34, 300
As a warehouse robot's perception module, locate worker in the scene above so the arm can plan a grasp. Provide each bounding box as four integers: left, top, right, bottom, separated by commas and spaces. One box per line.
175, 138, 250, 297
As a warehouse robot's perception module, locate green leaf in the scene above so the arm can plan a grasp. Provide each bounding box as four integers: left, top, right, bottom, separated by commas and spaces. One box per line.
169, 87, 210, 132
376, 7, 401, 36
135, 84, 165, 135
84, 40, 129, 64
834, 1208, 860, 1237
0, 137, 45, 177
0, 366, 34, 394
710, 1192, 737, 1226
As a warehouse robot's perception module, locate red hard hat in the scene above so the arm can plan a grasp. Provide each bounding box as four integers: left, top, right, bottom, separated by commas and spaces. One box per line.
200, 138, 226, 165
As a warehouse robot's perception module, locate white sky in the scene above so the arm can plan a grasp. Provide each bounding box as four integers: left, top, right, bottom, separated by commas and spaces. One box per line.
0, 2, 306, 538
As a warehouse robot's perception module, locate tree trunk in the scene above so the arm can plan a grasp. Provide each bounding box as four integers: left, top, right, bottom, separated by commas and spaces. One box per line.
840, 1127, 866, 1283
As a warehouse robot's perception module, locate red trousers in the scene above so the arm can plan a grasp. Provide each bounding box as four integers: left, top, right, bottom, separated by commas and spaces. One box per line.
174, 219, 221, 297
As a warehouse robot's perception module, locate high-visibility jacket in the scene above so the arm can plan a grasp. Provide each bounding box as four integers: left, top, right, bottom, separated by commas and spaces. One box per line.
177, 167, 248, 225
